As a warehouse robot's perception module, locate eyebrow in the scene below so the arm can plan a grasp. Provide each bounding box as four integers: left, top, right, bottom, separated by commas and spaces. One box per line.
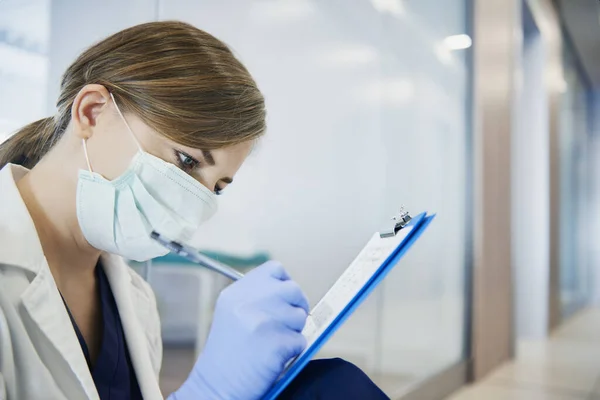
201, 150, 233, 184
202, 150, 216, 166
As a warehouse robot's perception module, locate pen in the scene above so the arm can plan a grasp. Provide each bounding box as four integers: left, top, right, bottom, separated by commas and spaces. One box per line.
150, 231, 245, 281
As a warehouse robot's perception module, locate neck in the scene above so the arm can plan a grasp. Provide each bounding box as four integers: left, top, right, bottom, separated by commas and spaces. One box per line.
16, 144, 100, 288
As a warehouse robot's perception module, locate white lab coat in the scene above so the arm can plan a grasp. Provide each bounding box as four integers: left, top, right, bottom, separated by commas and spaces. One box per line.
0, 164, 164, 400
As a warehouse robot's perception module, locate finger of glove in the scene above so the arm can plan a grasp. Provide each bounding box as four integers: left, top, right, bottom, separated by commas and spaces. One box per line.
278, 332, 308, 362
261, 301, 308, 332
275, 280, 310, 313
257, 261, 291, 281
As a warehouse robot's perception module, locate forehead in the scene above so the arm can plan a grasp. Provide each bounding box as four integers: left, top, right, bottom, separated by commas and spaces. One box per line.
210, 141, 254, 168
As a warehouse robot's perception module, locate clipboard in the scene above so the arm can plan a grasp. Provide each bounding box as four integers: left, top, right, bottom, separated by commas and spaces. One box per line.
262, 209, 435, 400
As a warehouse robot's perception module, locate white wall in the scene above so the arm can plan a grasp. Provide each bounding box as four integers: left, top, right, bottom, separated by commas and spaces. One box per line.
44, 0, 471, 383
46, 0, 157, 114
0, 0, 50, 140
512, 3, 551, 339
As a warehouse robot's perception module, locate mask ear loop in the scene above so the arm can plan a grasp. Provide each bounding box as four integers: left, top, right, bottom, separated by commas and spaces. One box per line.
82, 138, 93, 172
110, 92, 143, 151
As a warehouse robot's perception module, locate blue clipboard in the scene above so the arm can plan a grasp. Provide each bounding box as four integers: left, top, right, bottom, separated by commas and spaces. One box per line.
262, 211, 435, 400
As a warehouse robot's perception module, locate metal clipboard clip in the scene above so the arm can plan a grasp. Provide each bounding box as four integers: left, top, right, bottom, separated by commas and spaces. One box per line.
379, 207, 412, 238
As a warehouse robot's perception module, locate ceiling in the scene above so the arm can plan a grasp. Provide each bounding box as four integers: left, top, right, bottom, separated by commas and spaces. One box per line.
557, 0, 600, 87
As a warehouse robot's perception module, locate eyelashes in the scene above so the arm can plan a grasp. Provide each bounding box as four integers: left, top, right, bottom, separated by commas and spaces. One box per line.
173, 149, 223, 195
174, 150, 200, 172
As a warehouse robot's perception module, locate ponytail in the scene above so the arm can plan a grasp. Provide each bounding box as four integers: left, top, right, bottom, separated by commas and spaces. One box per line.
0, 117, 60, 170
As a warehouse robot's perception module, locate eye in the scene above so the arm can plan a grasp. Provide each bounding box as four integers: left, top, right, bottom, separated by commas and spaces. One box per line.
174, 150, 200, 173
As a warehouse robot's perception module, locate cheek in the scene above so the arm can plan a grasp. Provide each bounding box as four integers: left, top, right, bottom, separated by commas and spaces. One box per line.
86, 127, 138, 180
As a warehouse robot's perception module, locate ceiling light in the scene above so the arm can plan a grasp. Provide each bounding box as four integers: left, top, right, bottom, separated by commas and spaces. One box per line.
443, 34, 472, 50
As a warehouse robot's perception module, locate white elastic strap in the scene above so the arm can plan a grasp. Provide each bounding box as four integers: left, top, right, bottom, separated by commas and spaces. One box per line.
82, 139, 93, 172
110, 92, 143, 151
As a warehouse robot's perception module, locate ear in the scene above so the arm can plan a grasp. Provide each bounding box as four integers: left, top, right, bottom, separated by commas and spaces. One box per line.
71, 84, 111, 140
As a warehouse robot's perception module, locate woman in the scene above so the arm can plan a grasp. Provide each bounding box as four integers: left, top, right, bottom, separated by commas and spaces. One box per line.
0, 21, 388, 400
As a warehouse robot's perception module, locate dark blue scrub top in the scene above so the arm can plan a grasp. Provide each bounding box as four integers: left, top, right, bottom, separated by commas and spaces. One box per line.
62, 264, 143, 400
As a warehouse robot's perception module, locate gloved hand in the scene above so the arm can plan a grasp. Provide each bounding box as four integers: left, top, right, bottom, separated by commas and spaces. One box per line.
169, 261, 309, 400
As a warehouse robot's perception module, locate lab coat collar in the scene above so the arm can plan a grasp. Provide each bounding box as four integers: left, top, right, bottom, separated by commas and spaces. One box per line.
20, 263, 100, 400
18, 256, 160, 400
0, 164, 98, 398
0, 164, 47, 273
0, 164, 161, 399
102, 253, 163, 400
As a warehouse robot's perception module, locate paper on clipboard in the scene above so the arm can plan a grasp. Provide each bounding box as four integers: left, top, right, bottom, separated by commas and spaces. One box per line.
262, 212, 434, 400
297, 227, 410, 359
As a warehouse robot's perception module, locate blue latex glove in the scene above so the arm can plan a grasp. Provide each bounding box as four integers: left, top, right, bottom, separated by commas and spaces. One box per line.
169, 261, 309, 400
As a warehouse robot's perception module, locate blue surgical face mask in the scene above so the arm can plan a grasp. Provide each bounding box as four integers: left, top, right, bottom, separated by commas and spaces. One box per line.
76, 94, 217, 261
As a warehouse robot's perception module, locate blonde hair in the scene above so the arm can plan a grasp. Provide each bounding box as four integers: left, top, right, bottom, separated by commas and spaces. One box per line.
0, 21, 266, 169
